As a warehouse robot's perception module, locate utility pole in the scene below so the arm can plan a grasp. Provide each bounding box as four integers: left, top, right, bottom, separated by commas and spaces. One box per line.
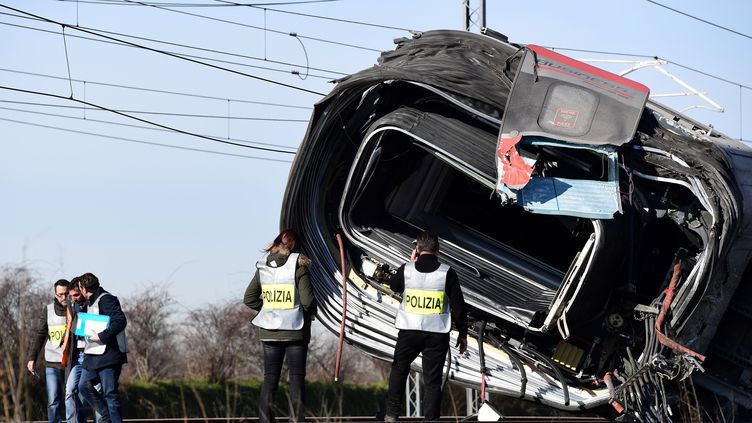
463, 0, 471, 31
463, 0, 487, 32
479, 0, 486, 30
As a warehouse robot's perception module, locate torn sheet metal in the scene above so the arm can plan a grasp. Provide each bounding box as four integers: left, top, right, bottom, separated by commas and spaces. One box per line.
495, 45, 648, 217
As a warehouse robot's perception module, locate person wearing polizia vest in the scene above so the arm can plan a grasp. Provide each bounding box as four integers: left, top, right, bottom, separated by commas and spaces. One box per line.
384, 231, 468, 422
27, 279, 70, 423
77, 273, 128, 423
244, 229, 316, 423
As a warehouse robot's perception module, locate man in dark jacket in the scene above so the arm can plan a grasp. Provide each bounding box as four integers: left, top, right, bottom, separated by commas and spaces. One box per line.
385, 231, 468, 421
27, 279, 69, 423
77, 273, 128, 423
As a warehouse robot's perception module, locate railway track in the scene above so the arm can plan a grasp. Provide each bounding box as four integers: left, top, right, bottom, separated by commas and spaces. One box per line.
56, 417, 608, 423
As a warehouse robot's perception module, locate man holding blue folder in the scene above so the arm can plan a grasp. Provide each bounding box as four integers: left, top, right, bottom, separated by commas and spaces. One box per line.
76, 273, 128, 423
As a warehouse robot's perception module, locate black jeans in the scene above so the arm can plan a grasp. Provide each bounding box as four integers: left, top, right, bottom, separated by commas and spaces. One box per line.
386, 330, 449, 421
259, 341, 308, 423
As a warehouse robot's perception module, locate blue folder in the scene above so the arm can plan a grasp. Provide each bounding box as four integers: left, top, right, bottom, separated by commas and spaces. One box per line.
75, 312, 110, 338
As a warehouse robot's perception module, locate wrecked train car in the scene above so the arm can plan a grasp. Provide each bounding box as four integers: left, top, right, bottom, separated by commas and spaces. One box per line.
280, 30, 752, 418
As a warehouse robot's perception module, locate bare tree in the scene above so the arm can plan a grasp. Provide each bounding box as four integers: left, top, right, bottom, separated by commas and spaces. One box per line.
181, 300, 261, 382
0, 266, 47, 422
307, 328, 389, 384
120, 284, 178, 382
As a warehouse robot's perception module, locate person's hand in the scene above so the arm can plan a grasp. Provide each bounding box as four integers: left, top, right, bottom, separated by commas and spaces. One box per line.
26, 360, 35, 374
410, 247, 418, 262
456, 336, 468, 354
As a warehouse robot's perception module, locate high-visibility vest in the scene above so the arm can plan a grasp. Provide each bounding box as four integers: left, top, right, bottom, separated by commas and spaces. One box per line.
395, 262, 452, 333
83, 292, 129, 356
252, 253, 304, 330
44, 303, 67, 363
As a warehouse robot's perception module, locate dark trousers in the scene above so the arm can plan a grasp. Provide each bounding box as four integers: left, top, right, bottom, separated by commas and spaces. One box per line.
260, 341, 308, 423
386, 330, 449, 421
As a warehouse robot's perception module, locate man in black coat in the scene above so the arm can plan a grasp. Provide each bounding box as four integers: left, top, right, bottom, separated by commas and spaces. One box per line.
76, 273, 128, 423
385, 231, 468, 421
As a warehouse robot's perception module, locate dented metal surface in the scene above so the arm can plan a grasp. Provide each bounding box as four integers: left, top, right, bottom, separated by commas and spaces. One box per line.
280, 29, 752, 418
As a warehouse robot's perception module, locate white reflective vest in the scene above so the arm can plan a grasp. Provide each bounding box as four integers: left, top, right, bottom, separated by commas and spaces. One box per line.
252, 253, 304, 330
83, 292, 129, 356
44, 303, 67, 363
395, 263, 452, 333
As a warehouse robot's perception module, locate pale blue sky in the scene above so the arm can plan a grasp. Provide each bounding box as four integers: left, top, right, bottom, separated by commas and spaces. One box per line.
1, 0, 750, 310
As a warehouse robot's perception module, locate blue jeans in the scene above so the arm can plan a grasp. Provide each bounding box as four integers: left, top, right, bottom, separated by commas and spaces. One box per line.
66, 353, 100, 423
79, 365, 122, 423
45, 367, 64, 423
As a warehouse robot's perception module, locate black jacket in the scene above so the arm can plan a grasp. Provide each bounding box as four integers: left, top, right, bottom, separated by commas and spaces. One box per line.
389, 253, 469, 338
28, 299, 67, 369
82, 288, 128, 370
244, 252, 316, 342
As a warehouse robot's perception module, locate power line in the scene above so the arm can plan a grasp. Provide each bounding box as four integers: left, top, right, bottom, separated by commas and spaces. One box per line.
645, 0, 752, 41
0, 11, 348, 77
543, 45, 656, 59
0, 116, 293, 162
0, 20, 340, 83
104, 0, 382, 52
662, 59, 752, 91
0, 99, 308, 121
0, 84, 297, 155
0, 4, 327, 96
216, 0, 415, 32
0, 103, 299, 151
55, 0, 339, 6
0, 67, 312, 109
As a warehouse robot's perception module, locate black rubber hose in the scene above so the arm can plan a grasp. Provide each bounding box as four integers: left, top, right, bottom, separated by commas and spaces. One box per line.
478, 321, 487, 376
521, 343, 570, 406
487, 334, 527, 399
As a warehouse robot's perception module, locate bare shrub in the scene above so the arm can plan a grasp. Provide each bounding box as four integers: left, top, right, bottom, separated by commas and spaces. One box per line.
120, 284, 179, 382
306, 328, 389, 384
181, 300, 261, 382
0, 266, 47, 422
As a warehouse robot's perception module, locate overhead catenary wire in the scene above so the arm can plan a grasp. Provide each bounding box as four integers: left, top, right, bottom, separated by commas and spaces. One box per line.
0, 84, 297, 155
54, 0, 340, 6
645, 0, 752, 41
0, 99, 309, 121
0, 20, 339, 83
0, 116, 293, 162
0, 12, 349, 77
108, 0, 382, 52
0, 67, 312, 109
546, 45, 752, 91
0, 4, 327, 96
215, 0, 415, 32
0, 103, 300, 151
